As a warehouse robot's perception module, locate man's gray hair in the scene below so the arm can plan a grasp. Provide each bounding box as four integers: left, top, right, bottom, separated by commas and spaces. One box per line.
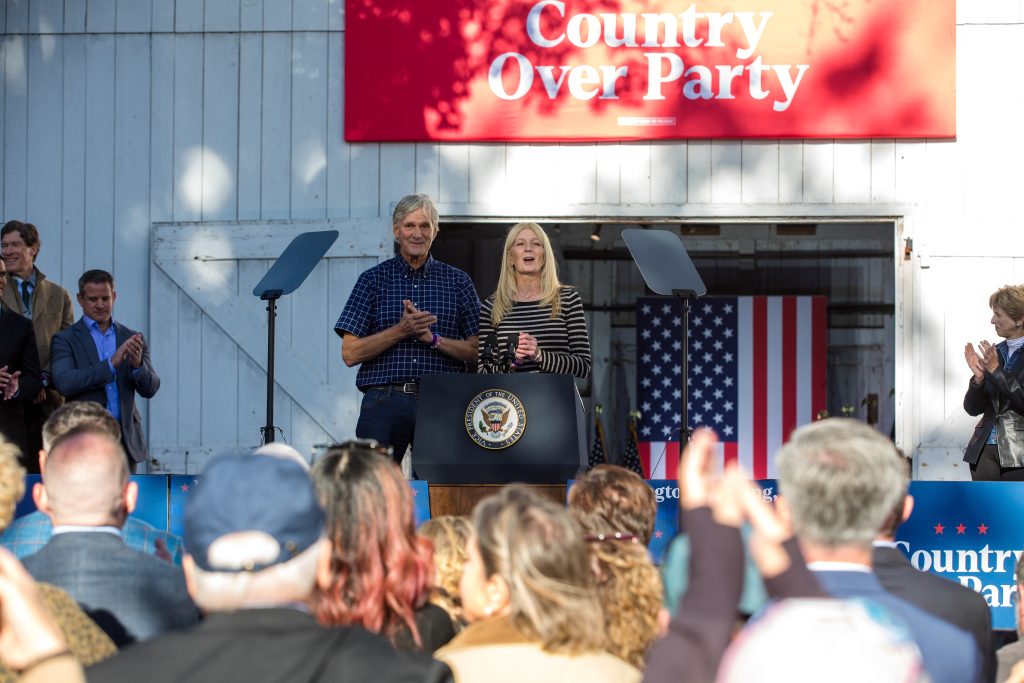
188, 538, 324, 611
776, 418, 907, 548
391, 193, 438, 232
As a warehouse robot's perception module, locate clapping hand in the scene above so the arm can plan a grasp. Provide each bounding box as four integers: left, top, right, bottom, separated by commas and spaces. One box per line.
979, 340, 1000, 373
964, 343, 986, 383
401, 300, 437, 344
112, 334, 145, 369
0, 366, 19, 401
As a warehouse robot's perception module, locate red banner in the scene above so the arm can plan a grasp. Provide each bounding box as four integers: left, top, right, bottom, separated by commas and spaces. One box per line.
344, 0, 954, 141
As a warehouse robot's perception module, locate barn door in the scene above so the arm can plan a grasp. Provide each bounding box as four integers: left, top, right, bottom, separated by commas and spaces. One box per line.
148, 219, 390, 472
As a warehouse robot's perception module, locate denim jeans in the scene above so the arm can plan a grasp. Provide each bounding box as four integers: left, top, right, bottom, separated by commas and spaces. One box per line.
355, 386, 418, 466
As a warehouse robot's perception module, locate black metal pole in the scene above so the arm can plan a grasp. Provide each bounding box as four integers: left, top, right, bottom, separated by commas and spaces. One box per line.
674, 290, 694, 444
261, 293, 281, 444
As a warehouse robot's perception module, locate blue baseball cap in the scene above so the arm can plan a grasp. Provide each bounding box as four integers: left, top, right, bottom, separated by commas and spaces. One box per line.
185, 452, 325, 572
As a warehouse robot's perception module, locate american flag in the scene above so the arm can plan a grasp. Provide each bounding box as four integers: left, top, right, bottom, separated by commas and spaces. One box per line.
587, 405, 607, 470
635, 296, 827, 479
622, 412, 644, 476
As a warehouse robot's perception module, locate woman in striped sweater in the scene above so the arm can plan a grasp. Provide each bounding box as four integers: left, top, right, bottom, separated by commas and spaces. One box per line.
477, 223, 591, 378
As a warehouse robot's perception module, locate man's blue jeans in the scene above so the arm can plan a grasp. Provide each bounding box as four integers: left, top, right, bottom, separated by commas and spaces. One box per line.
355, 386, 418, 466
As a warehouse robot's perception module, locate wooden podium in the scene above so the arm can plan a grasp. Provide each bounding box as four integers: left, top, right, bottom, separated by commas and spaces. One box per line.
414, 373, 586, 517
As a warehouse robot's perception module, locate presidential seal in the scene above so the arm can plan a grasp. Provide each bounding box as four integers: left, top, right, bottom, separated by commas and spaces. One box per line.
465, 389, 527, 450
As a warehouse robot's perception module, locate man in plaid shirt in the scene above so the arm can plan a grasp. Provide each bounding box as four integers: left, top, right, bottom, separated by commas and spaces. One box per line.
334, 194, 480, 465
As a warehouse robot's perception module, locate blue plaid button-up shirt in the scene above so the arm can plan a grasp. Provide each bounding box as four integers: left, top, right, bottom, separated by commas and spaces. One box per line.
0, 511, 184, 565
334, 255, 481, 388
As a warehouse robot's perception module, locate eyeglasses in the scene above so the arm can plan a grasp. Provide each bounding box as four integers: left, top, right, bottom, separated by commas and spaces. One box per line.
312, 439, 394, 461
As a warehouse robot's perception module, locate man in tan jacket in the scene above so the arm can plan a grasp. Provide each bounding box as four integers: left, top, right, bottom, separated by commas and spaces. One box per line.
0, 221, 74, 470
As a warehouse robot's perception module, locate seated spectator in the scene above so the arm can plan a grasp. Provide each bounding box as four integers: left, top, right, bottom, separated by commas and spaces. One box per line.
0, 436, 115, 680
419, 515, 473, 632
435, 485, 640, 683
312, 441, 454, 653
87, 451, 453, 683
0, 401, 182, 564
22, 426, 198, 646
568, 465, 664, 668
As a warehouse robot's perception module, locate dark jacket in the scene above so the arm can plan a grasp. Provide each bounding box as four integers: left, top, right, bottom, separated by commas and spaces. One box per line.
873, 545, 995, 682
0, 307, 42, 455
86, 607, 454, 683
964, 340, 1024, 466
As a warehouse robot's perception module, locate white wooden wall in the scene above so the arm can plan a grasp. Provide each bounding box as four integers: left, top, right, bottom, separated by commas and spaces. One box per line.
2, 0, 1022, 476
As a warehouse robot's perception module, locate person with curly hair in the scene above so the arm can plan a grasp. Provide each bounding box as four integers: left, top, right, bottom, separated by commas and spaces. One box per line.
419, 515, 472, 632
311, 441, 454, 653
568, 465, 664, 669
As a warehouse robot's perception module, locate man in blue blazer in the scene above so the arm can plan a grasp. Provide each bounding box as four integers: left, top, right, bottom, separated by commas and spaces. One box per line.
776, 419, 983, 683
50, 270, 159, 471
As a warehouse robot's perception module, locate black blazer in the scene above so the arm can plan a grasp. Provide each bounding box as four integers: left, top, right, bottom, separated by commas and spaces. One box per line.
0, 308, 43, 456
963, 340, 1024, 465
873, 545, 995, 683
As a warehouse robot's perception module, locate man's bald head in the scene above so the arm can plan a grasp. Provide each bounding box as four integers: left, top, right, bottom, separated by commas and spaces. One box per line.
41, 425, 133, 527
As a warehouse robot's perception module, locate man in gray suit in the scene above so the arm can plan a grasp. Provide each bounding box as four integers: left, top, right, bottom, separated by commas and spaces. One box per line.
22, 425, 198, 646
50, 269, 159, 471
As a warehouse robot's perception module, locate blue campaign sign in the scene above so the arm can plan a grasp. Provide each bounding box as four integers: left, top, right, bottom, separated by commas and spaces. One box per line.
165, 475, 432, 537
131, 475, 170, 531
169, 475, 200, 538
748, 480, 1018, 629
15, 474, 168, 531
898, 481, 1022, 630
648, 480, 680, 564
14, 475, 41, 519
567, 479, 680, 564
411, 480, 431, 526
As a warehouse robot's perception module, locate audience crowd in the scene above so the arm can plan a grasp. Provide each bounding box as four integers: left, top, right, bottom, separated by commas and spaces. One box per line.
0, 411, 1018, 682
0, 220, 1014, 683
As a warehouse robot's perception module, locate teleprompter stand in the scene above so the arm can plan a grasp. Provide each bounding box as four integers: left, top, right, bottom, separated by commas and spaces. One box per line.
622, 229, 706, 445
252, 230, 338, 444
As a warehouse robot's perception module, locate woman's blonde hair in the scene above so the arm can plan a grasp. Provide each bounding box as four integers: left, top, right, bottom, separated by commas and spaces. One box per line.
472, 485, 606, 654
419, 515, 472, 629
491, 222, 562, 327
0, 438, 24, 531
586, 541, 662, 668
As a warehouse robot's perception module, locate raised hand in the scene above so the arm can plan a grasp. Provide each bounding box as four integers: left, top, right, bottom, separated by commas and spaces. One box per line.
678, 428, 720, 511
2, 371, 19, 401
964, 343, 985, 383
0, 366, 18, 400
112, 334, 145, 369
979, 340, 1000, 373
0, 548, 69, 671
